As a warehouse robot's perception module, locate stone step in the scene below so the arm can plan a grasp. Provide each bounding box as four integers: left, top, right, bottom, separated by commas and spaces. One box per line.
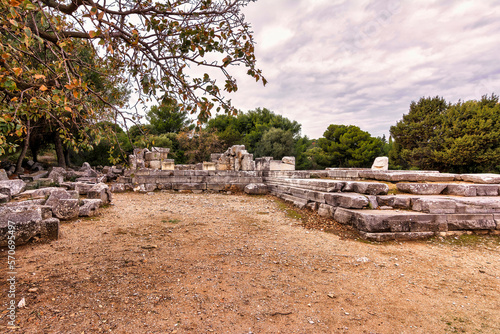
397, 183, 500, 196
265, 178, 389, 195
333, 208, 499, 238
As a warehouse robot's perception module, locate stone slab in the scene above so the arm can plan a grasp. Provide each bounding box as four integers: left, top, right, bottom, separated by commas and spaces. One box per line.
459, 173, 500, 184
397, 183, 448, 195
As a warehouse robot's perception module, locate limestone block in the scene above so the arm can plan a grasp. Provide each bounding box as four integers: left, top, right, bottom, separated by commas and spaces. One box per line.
324, 193, 369, 209
376, 195, 412, 210
349, 182, 389, 195
446, 214, 496, 230
255, 157, 272, 171
397, 183, 447, 195
318, 204, 335, 217
203, 162, 216, 171
279, 193, 308, 209
411, 197, 457, 214
172, 183, 207, 190
475, 185, 500, 196
74, 182, 95, 195
443, 184, 477, 197
371, 157, 389, 170
52, 199, 79, 220
161, 161, 175, 170
133, 148, 148, 159
45, 188, 73, 207
307, 202, 318, 211
48, 170, 64, 184
333, 207, 355, 225
0, 179, 26, 196
0, 169, 8, 180
79, 199, 102, 217
244, 183, 268, 195
241, 154, 255, 171
148, 160, 162, 169
460, 173, 500, 184
145, 152, 169, 161
229, 145, 246, 156
20, 170, 48, 182
88, 183, 112, 204
0, 207, 59, 246
129, 155, 137, 169
111, 183, 126, 193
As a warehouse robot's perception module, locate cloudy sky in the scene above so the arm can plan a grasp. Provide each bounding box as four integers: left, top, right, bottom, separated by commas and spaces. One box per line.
228, 0, 500, 139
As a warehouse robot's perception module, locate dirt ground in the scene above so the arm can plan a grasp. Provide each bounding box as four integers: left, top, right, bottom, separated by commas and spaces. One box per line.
1, 191, 499, 333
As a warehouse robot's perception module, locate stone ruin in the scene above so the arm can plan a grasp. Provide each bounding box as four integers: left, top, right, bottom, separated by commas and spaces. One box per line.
2, 147, 500, 247
127, 144, 296, 171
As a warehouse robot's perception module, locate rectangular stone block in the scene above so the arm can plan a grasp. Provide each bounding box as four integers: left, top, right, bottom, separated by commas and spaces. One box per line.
446, 214, 496, 231
172, 183, 207, 190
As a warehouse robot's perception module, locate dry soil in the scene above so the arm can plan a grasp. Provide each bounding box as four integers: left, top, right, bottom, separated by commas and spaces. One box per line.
1, 191, 499, 333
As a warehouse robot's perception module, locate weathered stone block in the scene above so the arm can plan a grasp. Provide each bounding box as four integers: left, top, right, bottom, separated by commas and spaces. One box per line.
324, 193, 369, 209
0, 169, 8, 180
446, 214, 496, 230
371, 157, 388, 170
20, 171, 48, 182
88, 183, 112, 204
244, 183, 268, 195
203, 162, 216, 171
350, 182, 389, 195
111, 183, 126, 193
412, 197, 457, 214
460, 173, 500, 184
148, 160, 162, 169
79, 199, 102, 217
172, 183, 207, 190
52, 199, 79, 220
0, 179, 26, 196
397, 183, 448, 195
318, 204, 334, 217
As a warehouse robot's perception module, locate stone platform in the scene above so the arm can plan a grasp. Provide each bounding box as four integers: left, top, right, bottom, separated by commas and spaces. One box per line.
110, 168, 500, 241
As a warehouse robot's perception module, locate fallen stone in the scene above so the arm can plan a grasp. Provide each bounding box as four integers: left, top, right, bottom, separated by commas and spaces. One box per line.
111, 183, 126, 193
0, 169, 8, 180
244, 183, 268, 195
87, 183, 112, 204
52, 198, 80, 220
0, 206, 59, 246
0, 179, 26, 196
45, 188, 74, 207
20, 171, 48, 182
397, 183, 448, 195
318, 204, 335, 217
79, 199, 102, 217
74, 182, 95, 195
48, 170, 64, 184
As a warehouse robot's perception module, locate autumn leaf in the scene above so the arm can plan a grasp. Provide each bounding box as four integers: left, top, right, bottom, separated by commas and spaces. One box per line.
34, 74, 46, 80
39, 85, 48, 91
64, 106, 72, 112
9, 0, 22, 7
13, 67, 22, 76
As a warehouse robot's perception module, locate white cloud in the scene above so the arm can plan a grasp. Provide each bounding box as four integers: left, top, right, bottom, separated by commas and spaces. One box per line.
228, 0, 500, 139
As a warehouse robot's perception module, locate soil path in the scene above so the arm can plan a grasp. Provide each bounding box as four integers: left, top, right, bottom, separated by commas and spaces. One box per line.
1, 192, 499, 333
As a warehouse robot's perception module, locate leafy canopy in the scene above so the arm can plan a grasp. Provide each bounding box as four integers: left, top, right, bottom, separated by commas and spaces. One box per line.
0, 0, 265, 155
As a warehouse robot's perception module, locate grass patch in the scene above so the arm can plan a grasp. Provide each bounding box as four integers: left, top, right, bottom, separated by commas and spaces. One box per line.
274, 199, 304, 222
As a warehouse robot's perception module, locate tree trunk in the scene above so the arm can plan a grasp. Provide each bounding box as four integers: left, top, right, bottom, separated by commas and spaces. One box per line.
64, 147, 71, 167
15, 119, 30, 174
54, 134, 67, 168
